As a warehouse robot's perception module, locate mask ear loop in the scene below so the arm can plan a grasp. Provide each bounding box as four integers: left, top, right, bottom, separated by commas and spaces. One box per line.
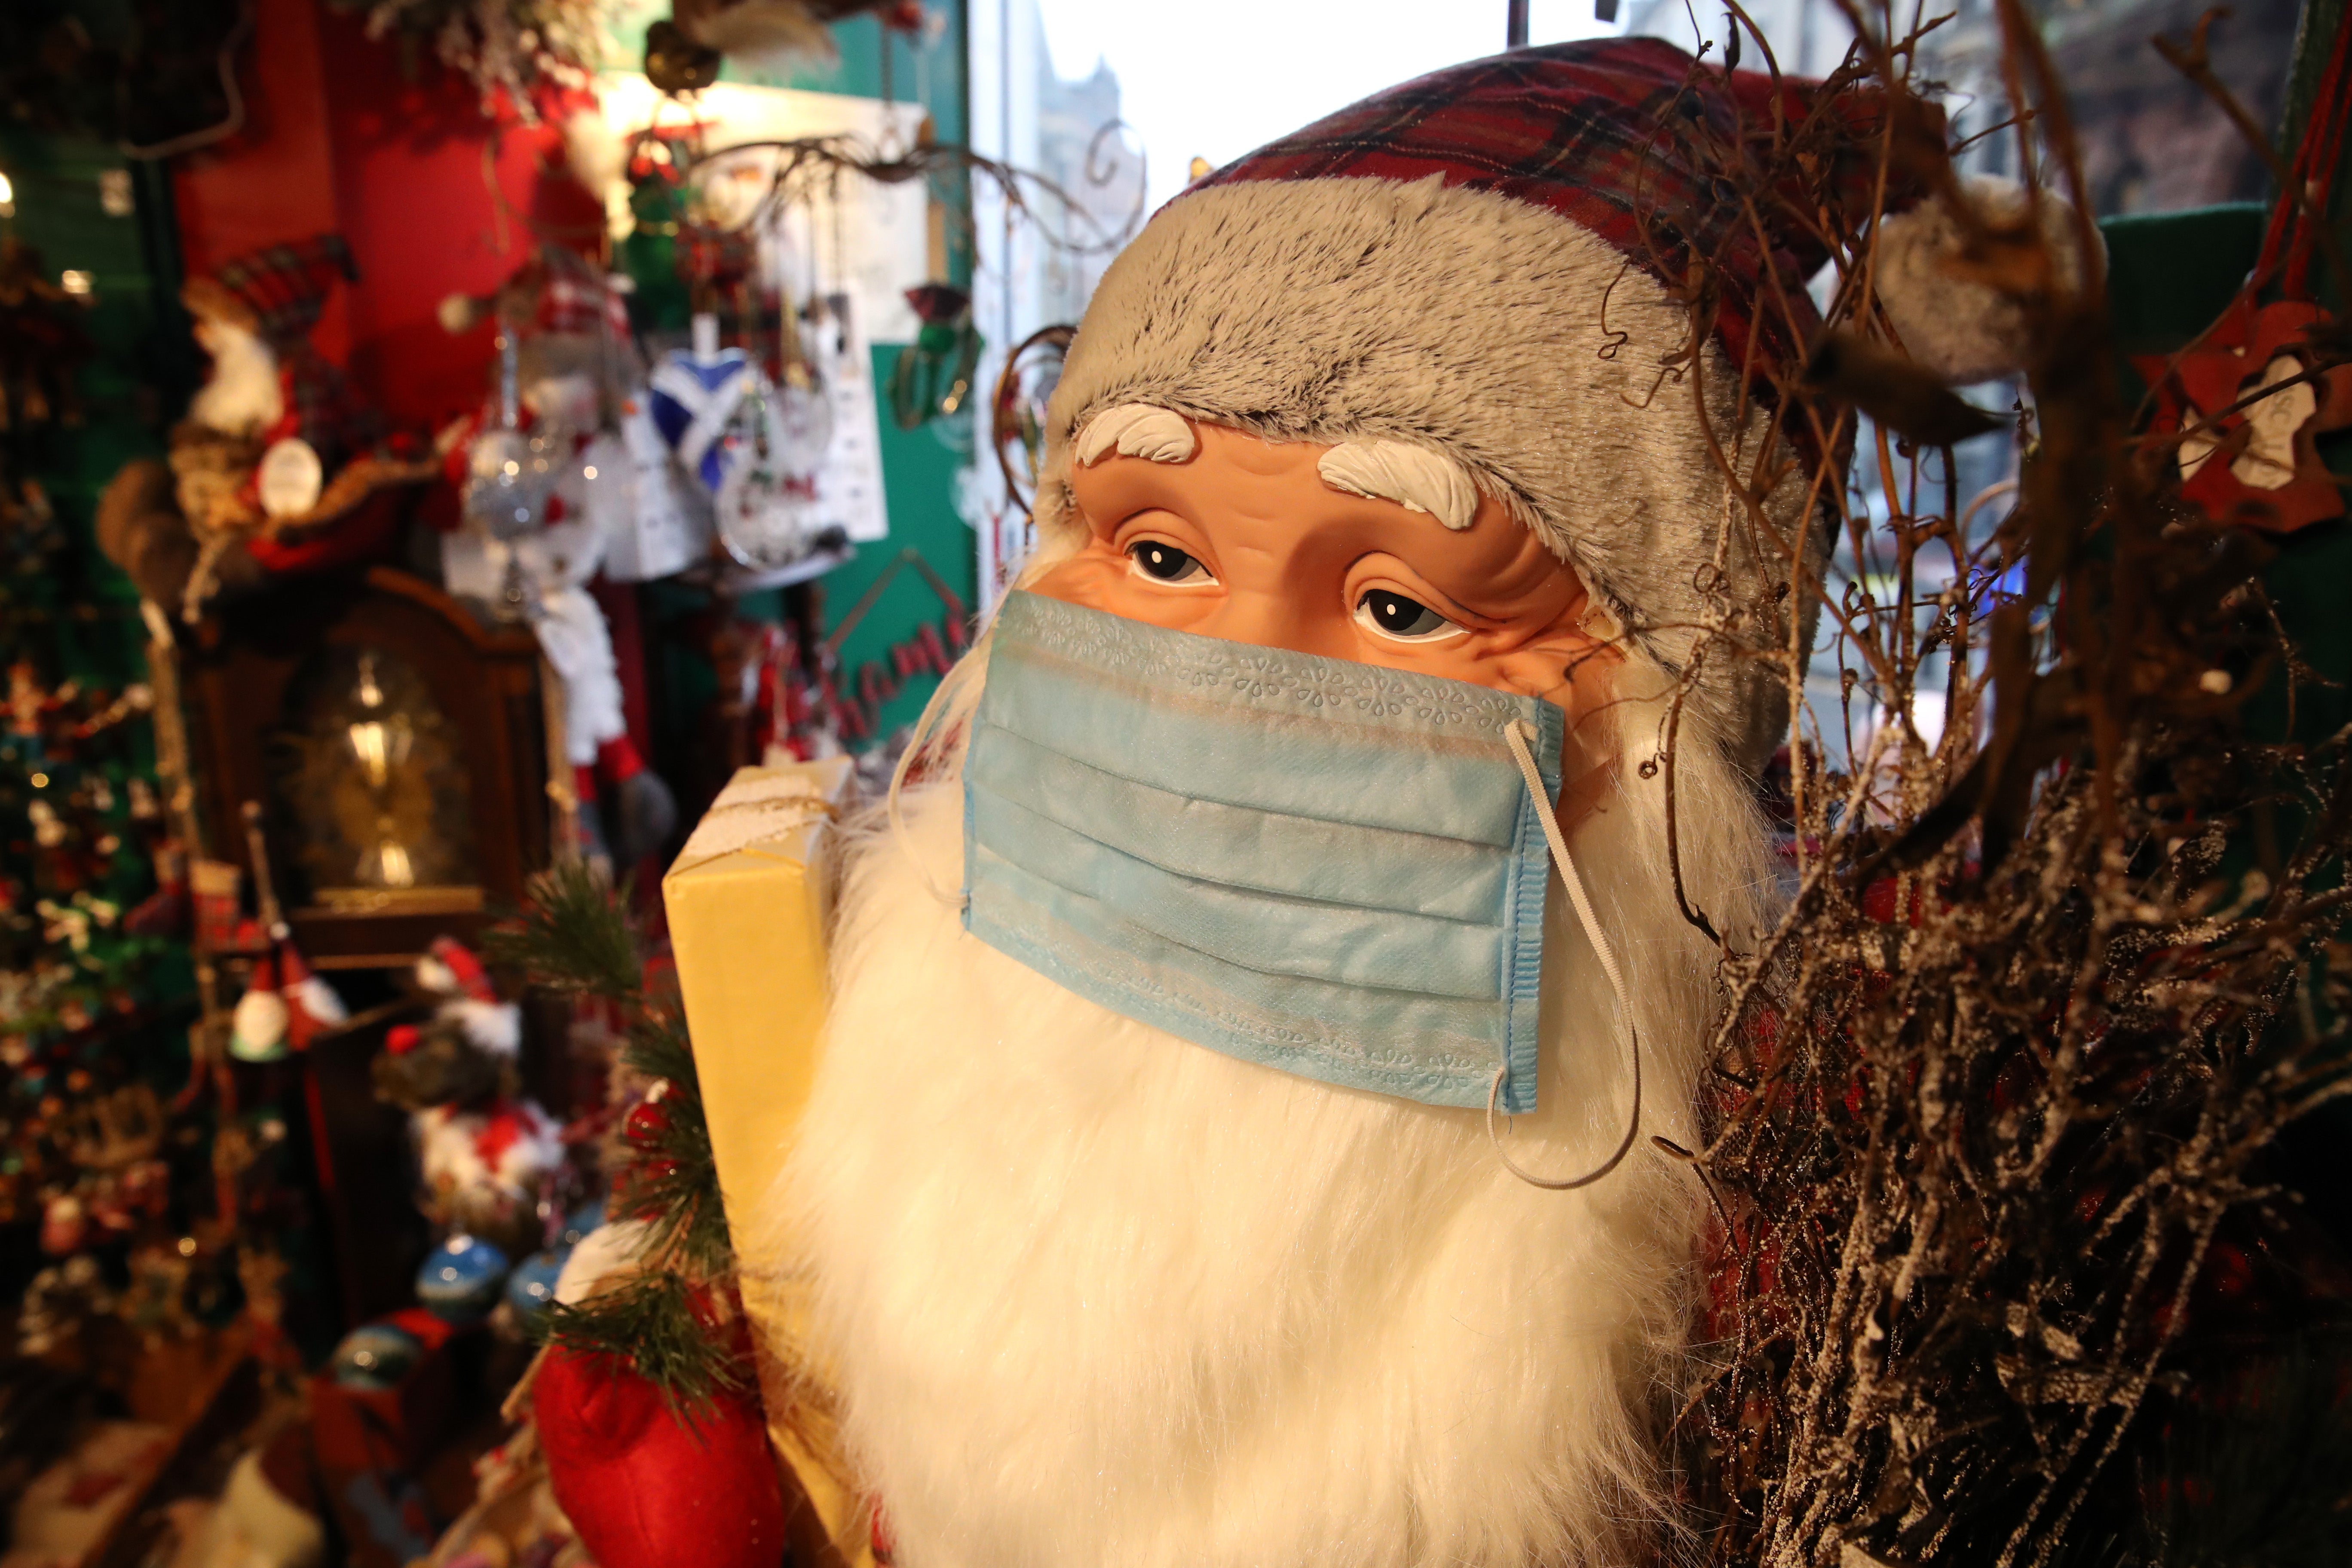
1490, 718, 1642, 1191
889, 665, 971, 911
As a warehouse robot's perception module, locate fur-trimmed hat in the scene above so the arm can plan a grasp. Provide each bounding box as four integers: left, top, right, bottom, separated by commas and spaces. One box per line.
183, 235, 359, 348
1035, 39, 2012, 773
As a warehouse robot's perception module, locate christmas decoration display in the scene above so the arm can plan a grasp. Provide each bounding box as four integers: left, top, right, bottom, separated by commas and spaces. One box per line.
2, 0, 2343, 1559
96, 234, 434, 620
2, 441, 208, 1369
373, 936, 561, 1259
439, 245, 684, 867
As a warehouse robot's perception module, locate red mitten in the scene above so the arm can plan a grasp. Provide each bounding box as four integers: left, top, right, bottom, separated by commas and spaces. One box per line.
533, 1341, 787, 1568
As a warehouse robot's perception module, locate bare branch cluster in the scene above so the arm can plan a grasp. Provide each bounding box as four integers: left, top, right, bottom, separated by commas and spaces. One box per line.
1633, 8, 2352, 1564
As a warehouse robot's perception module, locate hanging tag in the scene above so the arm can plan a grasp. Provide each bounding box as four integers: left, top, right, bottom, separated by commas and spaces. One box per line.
256, 437, 323, 519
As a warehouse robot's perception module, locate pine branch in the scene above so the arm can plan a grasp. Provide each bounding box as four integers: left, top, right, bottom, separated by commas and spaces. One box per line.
481, 860, 643, 1005
537, 1270, 748, 1422
622, 1007, 701, 1098
619, 1014, 733, 1280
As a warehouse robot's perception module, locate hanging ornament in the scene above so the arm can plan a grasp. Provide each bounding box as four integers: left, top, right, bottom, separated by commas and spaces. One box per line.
2138, 11, 2352, 533
712, 373, 833, 570
2139, 295, 2352, 533
416, 1233, 511, 1323
652, 312, 835, 572
331, 1320, 424, 1390
889, 283, 983, 431
230, 952, 291, 1064
505, 1247, 570, 1329
649, 331, 759, 495
463, 328, 570, 540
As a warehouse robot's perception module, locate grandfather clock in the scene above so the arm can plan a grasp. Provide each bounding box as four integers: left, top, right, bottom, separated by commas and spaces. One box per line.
184, 566, 554, 969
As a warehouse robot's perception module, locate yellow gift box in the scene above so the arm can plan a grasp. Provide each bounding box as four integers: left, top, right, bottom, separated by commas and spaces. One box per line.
662, 756, 870, 1568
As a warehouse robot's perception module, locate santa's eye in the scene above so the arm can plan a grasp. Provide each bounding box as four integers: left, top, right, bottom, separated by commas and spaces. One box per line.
1127, 539, 1213, 585
1356, 588, 1462, 642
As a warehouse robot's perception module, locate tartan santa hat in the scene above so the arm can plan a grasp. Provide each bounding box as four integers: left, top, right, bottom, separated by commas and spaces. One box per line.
1035, 38, 2030, 772
438, 245, 640, 402
183, 234, 359, 348
419, 935, 497, 1003
438, 245, 633, 348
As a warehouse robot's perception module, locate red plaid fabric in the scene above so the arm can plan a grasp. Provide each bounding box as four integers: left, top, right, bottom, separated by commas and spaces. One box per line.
1198, 37, 1901, 463
534, 248, 634, 340
273, 343, 382, 471
210, 234, 359, 346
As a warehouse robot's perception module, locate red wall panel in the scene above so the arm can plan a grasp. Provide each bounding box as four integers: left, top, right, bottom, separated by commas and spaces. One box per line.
169, 0, 609, 433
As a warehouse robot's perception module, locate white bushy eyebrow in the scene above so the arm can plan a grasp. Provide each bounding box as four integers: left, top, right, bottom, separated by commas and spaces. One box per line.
1074, 404, 1199, 466
1316, 438, 1480, 532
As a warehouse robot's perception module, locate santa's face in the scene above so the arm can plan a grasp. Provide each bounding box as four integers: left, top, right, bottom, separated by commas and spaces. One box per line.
1035, 419, 1623, 822
1045, 423, 1602, 692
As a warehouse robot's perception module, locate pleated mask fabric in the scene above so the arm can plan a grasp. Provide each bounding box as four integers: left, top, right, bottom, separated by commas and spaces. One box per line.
962, 591, 1565, 1113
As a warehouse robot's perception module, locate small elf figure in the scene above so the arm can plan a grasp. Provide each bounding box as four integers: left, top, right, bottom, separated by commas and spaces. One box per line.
96, 234, 433, 619
374, 937, 562, 1259
228, 940, 349, 1065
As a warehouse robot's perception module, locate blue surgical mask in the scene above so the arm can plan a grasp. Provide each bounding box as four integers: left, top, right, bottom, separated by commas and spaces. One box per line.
952, 590, 1632, 1140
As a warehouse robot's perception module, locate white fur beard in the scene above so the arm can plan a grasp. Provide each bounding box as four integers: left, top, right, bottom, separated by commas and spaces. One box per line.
770, 704, 1769, 1568
190, 326, 285, 435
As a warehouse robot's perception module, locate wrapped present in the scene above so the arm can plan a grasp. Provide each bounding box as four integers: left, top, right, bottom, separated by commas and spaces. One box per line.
662, 755, 868, 1565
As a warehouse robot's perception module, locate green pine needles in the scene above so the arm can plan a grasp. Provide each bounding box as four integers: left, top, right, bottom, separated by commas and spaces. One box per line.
536, 1271, 749, 1423
494, 861, 742, 1414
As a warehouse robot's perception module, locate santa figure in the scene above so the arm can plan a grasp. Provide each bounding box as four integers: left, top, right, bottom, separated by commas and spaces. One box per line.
97, 234, 431, 619
377, 937, 561, 1257
228, 940, 348, 1064
770, 38, 2044, 1568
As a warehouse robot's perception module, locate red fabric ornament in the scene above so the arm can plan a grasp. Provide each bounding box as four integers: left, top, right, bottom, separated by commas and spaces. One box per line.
622, 1092, 670, 1150
533, 1343, 787, 1568
2135, 4, 2352, 534
2135, 297, 2352, 534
